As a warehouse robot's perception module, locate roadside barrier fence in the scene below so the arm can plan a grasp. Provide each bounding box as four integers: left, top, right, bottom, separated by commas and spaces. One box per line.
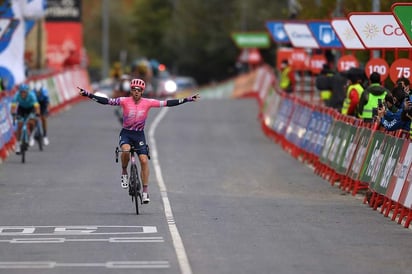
2, 65, 411, 229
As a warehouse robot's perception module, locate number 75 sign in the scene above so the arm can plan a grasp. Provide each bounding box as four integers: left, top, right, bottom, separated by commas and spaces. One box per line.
389, 58, 412, 83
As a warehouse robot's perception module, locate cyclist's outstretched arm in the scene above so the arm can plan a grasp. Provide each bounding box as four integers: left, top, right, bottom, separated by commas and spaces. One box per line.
166, 93, 200, 107
77, 87, 119, 105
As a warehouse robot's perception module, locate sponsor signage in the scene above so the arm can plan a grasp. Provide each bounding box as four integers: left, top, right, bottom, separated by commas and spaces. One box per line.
309, 54, 327, 74
365, 58, 389, 81
45, 0, 81, 22
284, 22, 319, 48
372, 136, 404, 195
237, 48, 263, 64
348, 12, 411, 49
392, 3, 412, 46
308, 21, 342, 48
387, 142, 412, 202
389, 58, 412, 83
45, 22, 83, 69
231, 32, 270, 48
265, 21, 290, 43
337, 55, 359, 72
331, 18, 364, 50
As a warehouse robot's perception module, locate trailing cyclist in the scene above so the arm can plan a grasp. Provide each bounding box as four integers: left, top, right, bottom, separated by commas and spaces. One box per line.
11, 83, 41, 154
78, 78, 199, 204
34, 81, 50, 145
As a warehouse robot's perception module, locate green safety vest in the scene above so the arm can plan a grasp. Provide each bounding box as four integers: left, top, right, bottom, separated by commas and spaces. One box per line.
341, 83, 363, 115
319, 73, 334, 101
280, 67, 291, 90
359, 87, 387, 120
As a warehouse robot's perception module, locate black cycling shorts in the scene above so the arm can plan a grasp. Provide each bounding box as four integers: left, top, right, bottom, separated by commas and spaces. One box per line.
17, 106, 34, 118
119, 128, 149, 156
39, 102, 48, 116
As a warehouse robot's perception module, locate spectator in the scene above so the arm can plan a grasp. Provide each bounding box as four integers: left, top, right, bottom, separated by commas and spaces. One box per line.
395, 77, 412, 139
396, 77, 411, 96
316, 64, 335, 107
279, 60, 295, 94
357, 72, 388, 123
328, 72, 347, 111
341, 68, 365, 116
376, 87, 410, 133
110, 62, 123, 82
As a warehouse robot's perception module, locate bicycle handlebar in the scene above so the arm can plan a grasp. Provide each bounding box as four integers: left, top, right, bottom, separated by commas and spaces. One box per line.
13, 113, 39, 126
115, 146, 139, 163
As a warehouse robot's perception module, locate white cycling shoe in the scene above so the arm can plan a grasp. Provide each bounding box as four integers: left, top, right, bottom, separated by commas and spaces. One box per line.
29, 136, 35, 147
121, 174, 129, 189
15, 142, 21, 154
142, 192, 150, 204
43, 136, 49, 146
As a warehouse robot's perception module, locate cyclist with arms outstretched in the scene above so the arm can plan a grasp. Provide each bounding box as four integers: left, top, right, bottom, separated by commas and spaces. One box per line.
78, 78, 199, 203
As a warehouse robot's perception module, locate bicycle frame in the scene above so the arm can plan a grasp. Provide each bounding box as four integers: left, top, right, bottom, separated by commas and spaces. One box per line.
33, 116, 44, 151
115, 146, 143, 214
15, 114, 33, 163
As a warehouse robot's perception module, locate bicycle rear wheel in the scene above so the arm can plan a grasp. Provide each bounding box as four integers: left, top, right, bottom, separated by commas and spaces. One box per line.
35, 120, 44, 151
130, 164, 140, 215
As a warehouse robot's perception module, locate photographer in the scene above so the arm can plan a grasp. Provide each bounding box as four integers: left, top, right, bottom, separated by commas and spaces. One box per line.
396, 77, 411, 96
376, 87, 411, 132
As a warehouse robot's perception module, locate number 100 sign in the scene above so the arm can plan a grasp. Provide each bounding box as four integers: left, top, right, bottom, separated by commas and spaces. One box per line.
389, 58, 412, 83
365, 58, 389, 81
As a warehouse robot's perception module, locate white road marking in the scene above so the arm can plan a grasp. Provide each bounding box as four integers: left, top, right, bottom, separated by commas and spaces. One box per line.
0, 225, 157, 236
0, 236, 164, 244
149, 107, 193, 274
0, 261, 170, 269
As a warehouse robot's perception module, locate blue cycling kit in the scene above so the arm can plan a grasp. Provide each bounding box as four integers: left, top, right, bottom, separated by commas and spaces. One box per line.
12, 90, 39, 109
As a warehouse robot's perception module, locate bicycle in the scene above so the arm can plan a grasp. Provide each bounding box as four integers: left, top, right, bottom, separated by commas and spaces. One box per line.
32, 115, 44, 151
13, 113, 44, 163
115, 146, 143, 214
12, 114, 31, 163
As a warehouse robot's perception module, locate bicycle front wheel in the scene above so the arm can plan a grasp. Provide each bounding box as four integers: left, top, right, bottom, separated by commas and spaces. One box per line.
21, 143, 26, 163
21, 132, 28, 163
130, 164, 140, 215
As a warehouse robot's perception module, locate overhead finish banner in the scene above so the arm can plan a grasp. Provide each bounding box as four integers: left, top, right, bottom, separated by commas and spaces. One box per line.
392, 3, 412, 46
331, 18, 365, 50
0, 0, 46, 90
284, 22, 319, 49
265, 21, 290, 44
231, 32, 271, 48
348, 12, 412, 49
307, 21, 342, 49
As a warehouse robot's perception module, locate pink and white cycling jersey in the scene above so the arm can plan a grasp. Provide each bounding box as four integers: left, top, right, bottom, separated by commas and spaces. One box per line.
109, 97, 166, 131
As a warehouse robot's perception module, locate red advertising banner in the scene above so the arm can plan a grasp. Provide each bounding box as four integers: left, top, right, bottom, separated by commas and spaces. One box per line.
386, 142, 412, 203
45, 22, 83, 70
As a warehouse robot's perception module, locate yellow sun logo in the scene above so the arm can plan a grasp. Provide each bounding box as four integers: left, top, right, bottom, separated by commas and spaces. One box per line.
343, 27, 355, 40
363, 23, 380, 39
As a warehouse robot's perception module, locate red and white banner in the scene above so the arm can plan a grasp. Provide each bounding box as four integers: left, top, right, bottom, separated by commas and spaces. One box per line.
348, 12, 411, 49
331, 18, 364, 50
45, 22, 83, 70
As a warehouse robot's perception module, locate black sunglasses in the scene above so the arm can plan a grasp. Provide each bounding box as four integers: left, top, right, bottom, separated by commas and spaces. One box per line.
131, 87, 143, 92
